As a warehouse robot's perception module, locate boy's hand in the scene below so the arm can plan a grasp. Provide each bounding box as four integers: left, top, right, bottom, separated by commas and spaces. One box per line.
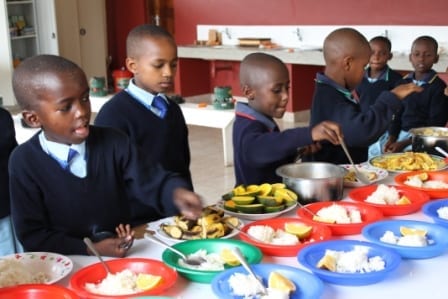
87, 237, 132, 258
391, 83, 423, 100
311, 121, 343, 145
173, 188, 203, 220
116, 223, 135, 250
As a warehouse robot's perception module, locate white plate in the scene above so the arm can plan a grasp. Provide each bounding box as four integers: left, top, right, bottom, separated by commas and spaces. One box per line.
147, 216, 244, 245
340, 163, 388, 187
368, 152, 447, 173
216, 201, 298, 221
1, 252, 73, 284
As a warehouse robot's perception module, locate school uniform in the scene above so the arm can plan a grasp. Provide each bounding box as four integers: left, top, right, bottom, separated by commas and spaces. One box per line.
305, 72, 402, 164
95, 80, 192, 225
9, 126, 189, 255
233, 102, 313, 186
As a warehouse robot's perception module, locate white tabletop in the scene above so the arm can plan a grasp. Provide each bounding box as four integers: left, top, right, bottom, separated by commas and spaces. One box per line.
60, 177, 448, 299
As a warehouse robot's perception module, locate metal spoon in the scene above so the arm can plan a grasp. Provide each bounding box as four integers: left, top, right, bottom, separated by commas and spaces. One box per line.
83, 237, 112, 274
143, 233, 205, 266
231, 247, 267, 296
339, 137, 371, 185
435, 146, 448, 158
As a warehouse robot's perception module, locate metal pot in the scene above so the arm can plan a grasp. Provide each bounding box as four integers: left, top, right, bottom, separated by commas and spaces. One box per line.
410, 127, 448, 157
276, 162, 347, 205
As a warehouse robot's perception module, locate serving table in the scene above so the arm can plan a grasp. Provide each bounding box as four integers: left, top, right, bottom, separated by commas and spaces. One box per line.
60, 176, 448, 299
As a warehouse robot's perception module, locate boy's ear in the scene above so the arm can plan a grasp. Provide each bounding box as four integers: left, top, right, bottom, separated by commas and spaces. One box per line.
22, 110, 41, 128
388, 52, 393, 61
342, 56, 352, 71
242, 84, 255, 101
125, 57, 137, 74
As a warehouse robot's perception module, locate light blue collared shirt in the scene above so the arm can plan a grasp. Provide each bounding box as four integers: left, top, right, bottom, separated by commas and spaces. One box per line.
126, 79, 169, 117
38, 132, 87, 178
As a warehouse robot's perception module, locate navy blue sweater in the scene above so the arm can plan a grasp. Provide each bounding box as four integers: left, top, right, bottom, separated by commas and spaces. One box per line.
0, 108, 17, 219
306, 73, 402, 164
356, 66, 403, 112
389, 71, 448, 136
9, 126, 189, 254
94, 91, 192, 225
233, 102, 313, 186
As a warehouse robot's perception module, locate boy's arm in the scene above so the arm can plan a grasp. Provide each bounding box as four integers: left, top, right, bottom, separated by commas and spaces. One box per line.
427, 82, 448, 127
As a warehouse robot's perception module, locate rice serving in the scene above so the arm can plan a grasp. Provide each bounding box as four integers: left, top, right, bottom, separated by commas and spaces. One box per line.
248, 225, 299, 245
0, 259, 48, 287
325, 246, 385, 273
380, 230, 429, 247
178, 249, 224, 270
316, 204, 362, 224
437, 206, 448, 219
365, 184, 400, 204
85, 269, 152, 295
228, 273, 290, 299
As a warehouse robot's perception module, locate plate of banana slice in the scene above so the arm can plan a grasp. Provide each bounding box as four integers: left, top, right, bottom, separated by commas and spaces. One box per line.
340, 164, 388, 187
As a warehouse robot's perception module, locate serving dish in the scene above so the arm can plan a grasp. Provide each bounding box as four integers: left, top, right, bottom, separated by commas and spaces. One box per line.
1, 252, 73, 285
339, 164, 388, 187
368, 152, 447, 173
395, 170, 448, 199
69, 258, 177, 299
348, 184, 430, 216
422, 199, 448, 227
296, 201, 383, 235
161, 238, 263, 283
297, 239, 401, 286
0, 284, 80, 299
362, 219, 448, 259
237, 217, 332, 256
211, 263, 324, 299
216, 201, 297, 221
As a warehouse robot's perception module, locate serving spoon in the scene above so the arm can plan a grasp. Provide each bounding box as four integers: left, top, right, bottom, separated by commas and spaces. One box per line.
232, 247, 268, 296
339, 137, 371, 185
83, 237, 112, 274
144, 232, 205, 266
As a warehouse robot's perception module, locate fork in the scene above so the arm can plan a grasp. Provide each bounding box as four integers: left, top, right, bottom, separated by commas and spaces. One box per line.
339, 137, 371, 185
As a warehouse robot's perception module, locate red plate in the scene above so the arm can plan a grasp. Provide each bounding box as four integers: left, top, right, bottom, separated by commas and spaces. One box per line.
348, 184, 430, 216
0, 284, 79, 299
70, 258, 177, 299
238, 217, 332, 256
395, 170, 448, 199
297, 201, 383, 235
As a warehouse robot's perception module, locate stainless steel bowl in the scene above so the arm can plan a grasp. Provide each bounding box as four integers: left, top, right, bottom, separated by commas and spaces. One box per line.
276, 162, 347, 204
410, 127, 448, 156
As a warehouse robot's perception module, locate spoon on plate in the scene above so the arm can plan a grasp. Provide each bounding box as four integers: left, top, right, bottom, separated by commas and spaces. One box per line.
435, 147, 448, 162
144, 232, 205, 266
83, 237, 112, 274
232, 247, 268, 296
339, 137, 371, 185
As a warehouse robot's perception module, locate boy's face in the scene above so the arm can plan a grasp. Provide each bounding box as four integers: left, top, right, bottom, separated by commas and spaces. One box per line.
409, 40, 438, 75
246, 64, 290, 119
369, 40, 392, 73
23, 69, 91, 145
126, 36, 178, 94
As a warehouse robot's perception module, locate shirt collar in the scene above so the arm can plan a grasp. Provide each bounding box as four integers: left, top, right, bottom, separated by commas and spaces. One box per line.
404, 70, 438, 86
365, 65, 391, 82
235, 102, 278, 131
38, 132, 86, 162
126, 78, 168, 109
315, 72, 358, 104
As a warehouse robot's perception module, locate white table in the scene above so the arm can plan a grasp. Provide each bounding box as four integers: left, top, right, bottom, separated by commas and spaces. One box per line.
60, 177, 448, 299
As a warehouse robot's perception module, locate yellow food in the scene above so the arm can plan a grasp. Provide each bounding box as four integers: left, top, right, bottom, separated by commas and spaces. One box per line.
268, 271, 296, 293
136, 273, 162, 291
418, 172, 429, 181
316, 254, 336, 272
344, 169, 377, 182
284, 223, 313, 239
220, 248, 240, 266
371, 152, 444, 172
400, 226, 427, 237
258, 183, 273, 196
396, 196, 411, 205
312, 215, 336, 224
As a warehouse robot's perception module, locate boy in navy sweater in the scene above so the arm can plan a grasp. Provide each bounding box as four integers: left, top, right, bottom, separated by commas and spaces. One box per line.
0, 107, 21, 255
233, 52, 343, 186
9, 55, 202, 256
306, 28, 421, 164
356, 36, 403, 112
371, 36, 448, 155
95, 24, 192, 226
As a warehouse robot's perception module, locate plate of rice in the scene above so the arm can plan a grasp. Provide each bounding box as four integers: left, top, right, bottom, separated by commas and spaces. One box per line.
0, 252, 73, 288
340, 164, 388, 187
395, 170, 448, 198
348, 184, 430, 216
422, 199, 448, 227
297, 239, 401, 285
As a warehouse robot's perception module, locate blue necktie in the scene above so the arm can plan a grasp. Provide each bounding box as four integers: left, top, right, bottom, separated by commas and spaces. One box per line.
66, 148, 78, 170
152, 95, 167, 118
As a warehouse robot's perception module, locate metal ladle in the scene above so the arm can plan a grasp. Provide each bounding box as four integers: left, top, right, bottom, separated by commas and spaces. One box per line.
339, 137, 371, 185
83, 237, 112, 274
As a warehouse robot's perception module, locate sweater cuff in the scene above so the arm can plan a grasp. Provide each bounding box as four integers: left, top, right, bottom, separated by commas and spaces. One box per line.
160, 176, 191, 216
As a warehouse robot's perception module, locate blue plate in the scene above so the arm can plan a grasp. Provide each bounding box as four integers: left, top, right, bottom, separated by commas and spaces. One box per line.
298, 240, 401, 286
211, 263, 323, 299
362, 219, 448, 259
422, 199, 448, 227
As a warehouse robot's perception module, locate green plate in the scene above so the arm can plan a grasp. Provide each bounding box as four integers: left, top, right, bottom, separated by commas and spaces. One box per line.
162, 239, 263, 283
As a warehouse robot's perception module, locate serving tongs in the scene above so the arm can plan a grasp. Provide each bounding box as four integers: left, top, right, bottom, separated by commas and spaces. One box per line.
339, 137, 371, 185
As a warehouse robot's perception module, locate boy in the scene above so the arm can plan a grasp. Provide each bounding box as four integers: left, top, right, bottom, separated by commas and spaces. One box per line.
376, 36, 448, 154
0, 107, 20, 255
356, 36, 403, 112
95, 24, 192, 226
9, 55, 202, 256
233, 52, 343, 186
306, 27, 422, 164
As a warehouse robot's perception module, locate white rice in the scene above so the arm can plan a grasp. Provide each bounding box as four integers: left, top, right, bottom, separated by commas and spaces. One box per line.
248, 225, 298, 245
178, 249, 224, 270
405, 175, 448, 189
228, 273, 289, 299
316, 204, 362, 224
326, 246, 385, 273
0, 259, 48, 288
365, 184, 400, 205
437, 206, 448, 219
380, 230, 428, 247
85, 269, 141, 295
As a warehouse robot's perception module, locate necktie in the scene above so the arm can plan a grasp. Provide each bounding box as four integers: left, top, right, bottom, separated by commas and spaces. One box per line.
152, 95, 167, 118
66, 148, 78, 170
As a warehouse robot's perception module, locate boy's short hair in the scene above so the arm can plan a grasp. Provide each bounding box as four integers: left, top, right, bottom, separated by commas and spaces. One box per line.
239, 52, 286, 87
12, 55, 81, 109
412, 35, 438, 54
370, 36, 392, 52
323, 27, 369, 65
126, 24, 175, 57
